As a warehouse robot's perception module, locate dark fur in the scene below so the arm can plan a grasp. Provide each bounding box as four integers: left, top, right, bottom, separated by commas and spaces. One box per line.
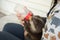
24, 15, 46, 40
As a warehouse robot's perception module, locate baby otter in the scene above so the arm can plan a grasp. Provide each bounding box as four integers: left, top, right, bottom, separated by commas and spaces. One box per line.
24, 15, 46, 40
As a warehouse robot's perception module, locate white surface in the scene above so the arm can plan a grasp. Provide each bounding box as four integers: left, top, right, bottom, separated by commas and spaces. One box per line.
0, 15, 20, 31
0, 0, 52, 17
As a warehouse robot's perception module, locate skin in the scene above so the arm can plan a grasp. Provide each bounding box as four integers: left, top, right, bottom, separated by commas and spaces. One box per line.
16, 11, 28, 37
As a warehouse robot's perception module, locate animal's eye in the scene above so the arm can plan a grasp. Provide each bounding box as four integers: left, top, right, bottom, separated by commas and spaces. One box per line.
54, 10, 59, 13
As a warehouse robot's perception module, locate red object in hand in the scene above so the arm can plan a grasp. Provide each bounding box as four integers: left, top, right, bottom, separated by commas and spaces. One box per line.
24, 12, 32, 20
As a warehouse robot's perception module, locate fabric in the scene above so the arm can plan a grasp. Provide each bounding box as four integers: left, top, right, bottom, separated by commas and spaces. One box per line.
3, 23, 24, 40
0, 31, 21, 40
42, 3, 60, 40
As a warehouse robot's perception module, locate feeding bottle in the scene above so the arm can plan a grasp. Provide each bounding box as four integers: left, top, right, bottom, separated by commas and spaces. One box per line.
23, 7, 33, 20
15, 5, 33, 20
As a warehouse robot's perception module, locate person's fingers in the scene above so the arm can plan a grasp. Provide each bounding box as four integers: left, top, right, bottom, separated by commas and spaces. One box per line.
22, 21, 25, 24
16, 13, 25, 26
16, 13, 22, 20
20, 21, 25, 26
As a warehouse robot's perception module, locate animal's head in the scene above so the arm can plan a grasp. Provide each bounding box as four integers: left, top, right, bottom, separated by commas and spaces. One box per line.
24, 15, 46, 34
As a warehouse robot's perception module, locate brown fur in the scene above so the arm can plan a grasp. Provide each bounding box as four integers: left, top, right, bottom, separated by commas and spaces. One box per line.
24, 15, 46, 40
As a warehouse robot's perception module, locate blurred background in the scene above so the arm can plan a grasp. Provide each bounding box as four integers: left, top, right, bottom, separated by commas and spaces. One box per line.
0, 0, 52, 31
0, 0, 52, 17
